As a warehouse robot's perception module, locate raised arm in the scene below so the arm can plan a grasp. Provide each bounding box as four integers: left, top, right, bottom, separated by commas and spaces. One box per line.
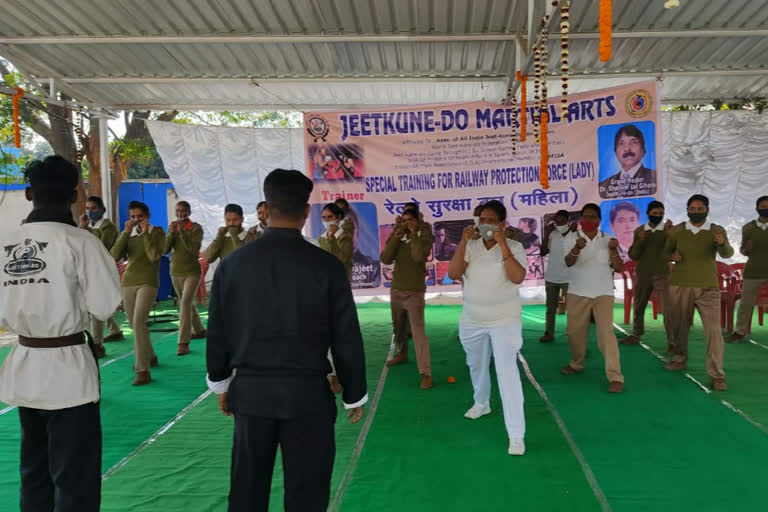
409, 225, 434, 263
380, 228, 402, 265
447, 225, 475, 280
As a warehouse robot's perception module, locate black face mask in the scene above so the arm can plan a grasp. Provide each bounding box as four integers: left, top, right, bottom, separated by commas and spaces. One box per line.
688, 212, 707, 224
758, 209, 768, 219
648, 215, 663, 226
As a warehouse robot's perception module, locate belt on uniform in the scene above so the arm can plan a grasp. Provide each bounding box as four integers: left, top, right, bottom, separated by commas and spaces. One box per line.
18, 332, 86, 348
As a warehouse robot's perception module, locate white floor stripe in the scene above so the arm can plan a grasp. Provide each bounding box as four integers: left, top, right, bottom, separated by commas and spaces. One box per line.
518, 354, 613, 512
747, 339, 768, 351
328, 336, 396, 512
102, 389, 212, 479
612, 322, 768, 434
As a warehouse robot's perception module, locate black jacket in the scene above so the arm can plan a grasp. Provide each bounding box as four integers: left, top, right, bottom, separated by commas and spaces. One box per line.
598, 165, 657, 198
206, 228, 367, 418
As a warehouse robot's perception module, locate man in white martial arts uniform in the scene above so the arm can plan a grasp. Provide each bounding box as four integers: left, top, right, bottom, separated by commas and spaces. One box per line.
0, 155, 122, 511
448, 200, 529, 455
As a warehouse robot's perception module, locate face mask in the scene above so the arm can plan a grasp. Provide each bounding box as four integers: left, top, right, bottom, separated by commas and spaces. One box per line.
758, 209, 768, 219
648, 215, 663, 226
556, 224, 570, 234
87, 210, 103, 222
177, 214, 189, 222
322, 221, 337, 231
688, 212, 707, 224
473, 216, 480, 228
478, 224, 497, 241
581, 220, 599, 232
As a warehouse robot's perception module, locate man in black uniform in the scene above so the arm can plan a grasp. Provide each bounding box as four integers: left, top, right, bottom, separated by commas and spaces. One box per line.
206, 168, 368, 512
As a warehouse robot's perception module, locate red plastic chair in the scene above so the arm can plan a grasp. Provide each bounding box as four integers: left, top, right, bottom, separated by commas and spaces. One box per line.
197, 258, 209, 306
617, 261, 661, 325
757, 283, 768, 327
716, 262, 738, 331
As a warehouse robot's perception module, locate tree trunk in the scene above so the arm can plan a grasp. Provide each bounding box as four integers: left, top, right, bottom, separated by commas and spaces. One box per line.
84, 123, 101, 198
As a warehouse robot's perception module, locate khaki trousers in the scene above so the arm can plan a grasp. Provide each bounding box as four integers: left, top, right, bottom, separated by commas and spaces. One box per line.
171, 274, 205, 346
735, 278, 768, 335
566, 294, 624, 383
664, 286, 725, 379
632, 274, 668, 336
123, 286, 158, 372
91, 315, 121, 345
544, 281, 569, 336
390, 289, 431, 376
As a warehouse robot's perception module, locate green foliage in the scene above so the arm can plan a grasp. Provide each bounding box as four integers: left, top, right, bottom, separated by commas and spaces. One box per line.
172, 110, 301, 128
111, 137, 154, 166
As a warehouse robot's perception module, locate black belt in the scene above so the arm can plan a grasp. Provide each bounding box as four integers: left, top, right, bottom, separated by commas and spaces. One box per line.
18, 332, 85, 348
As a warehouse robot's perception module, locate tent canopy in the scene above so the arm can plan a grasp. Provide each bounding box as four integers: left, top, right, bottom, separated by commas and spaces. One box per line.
1, 0, 766, 111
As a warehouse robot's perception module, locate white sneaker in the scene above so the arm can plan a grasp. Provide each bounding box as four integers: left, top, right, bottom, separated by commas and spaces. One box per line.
508, 439, 526, 456
464, 403, 491, 419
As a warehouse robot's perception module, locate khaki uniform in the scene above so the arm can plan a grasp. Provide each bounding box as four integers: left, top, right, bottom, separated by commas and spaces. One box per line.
165, 221, 206, 346
83, 217, 122, 344
112, 226, 166, 373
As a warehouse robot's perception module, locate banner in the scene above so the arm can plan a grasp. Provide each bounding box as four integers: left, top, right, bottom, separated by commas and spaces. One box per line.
303, 81, 662, 294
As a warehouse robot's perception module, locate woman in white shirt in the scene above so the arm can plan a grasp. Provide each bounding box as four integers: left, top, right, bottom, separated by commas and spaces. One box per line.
539, 209, 573, 342
448, 200, 529, 455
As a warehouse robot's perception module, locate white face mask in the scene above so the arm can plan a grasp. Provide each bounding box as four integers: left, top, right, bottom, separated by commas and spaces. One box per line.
322, 221, 337, 231
556, 224, 570, 234
478, 223, 498, 241
473, 216, 480, 228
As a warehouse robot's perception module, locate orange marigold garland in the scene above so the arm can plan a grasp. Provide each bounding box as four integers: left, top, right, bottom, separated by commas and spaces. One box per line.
12, 87, 24, 149
540, 110, 550, 189
599, 0, 612, 62
516, 71, 527, 142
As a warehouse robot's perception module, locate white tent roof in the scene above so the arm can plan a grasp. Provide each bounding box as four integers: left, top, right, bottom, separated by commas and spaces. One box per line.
1, 0, 766, 110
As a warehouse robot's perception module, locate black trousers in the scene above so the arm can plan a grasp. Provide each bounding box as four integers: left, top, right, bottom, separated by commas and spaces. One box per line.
19, 401, 102, 512
229, 409, 336, 512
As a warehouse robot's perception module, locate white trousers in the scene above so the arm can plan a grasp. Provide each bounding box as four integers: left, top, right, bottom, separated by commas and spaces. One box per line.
459, 320, 526, 439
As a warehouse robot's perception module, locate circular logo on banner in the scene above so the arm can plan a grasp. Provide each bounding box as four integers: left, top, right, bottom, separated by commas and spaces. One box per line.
626, 90, 653, 118
307, 116, 329, 140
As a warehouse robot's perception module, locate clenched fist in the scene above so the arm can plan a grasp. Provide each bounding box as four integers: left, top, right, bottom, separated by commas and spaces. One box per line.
608, 238, 619, 250
575, 237, 587, 250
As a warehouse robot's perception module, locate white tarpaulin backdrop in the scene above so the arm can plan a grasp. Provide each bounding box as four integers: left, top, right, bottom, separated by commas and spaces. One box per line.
146, 121, 304, 242
148, 111, 768, 253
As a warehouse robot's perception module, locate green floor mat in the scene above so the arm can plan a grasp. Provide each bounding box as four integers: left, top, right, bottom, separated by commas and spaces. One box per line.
338, 305, 603, 512
613, 305, 768, 431
99, 304, 393, 511
0, 302, 210, 508
523, 304, 768, 511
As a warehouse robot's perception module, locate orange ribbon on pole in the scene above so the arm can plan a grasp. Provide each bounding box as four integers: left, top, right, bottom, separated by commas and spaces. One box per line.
12, 87, 24, 148
540, 110, 549, 189
516, 71, 527, 142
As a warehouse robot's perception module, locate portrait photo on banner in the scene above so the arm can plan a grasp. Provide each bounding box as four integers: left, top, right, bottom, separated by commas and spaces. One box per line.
600, 197, 657, 263
311, 202, 381, 289
597, 120, 657, 200
307, 143, 365, 181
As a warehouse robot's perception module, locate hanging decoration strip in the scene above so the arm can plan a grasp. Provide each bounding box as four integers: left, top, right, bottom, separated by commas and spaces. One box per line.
516, 71, 527, 142
561, 1, 570, 119
539, 110, 550, 189
510, 89, 518, 156
599, 0, 612, 62
533, 42, 541, 142
12, 87, 24, 149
